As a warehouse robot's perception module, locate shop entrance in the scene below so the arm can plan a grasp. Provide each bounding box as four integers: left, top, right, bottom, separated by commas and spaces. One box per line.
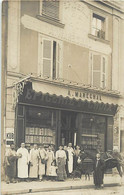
60, 111, 77, 147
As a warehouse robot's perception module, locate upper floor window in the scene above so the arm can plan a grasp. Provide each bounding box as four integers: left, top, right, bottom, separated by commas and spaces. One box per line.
42, 0, 60, 20
91, 53, 107, 89
38, 35, 63, 79
92, 13, 105, 40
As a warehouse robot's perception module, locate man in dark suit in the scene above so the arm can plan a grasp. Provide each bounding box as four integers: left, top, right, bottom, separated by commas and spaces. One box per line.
93, 153, 105, 189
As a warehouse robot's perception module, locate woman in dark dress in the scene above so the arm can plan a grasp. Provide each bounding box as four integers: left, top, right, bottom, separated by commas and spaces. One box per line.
5, 144, 18, 184
56, 146, 67, 181
93, 153, 105, 189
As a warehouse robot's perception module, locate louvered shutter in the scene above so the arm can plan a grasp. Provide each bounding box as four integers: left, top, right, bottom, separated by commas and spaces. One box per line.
101, 57, 106, 88
42, 1, 59, 20
56, 42, 62, 79
42, 39, 53, 77
92, 55, 101, 88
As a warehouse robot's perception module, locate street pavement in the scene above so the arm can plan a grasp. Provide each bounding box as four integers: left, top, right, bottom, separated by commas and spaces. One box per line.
1, 174, 124, 195
24, 186, 124, 195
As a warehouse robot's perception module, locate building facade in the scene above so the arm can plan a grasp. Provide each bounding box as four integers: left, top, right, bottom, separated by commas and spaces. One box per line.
1, 0, 124, 177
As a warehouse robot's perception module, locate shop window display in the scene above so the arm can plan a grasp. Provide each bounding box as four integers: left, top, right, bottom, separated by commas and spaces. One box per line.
81, 114, 106, 151
25, 107, 56, 147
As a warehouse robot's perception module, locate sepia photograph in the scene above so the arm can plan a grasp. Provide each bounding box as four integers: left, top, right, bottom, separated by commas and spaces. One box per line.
1, 0, 124, 194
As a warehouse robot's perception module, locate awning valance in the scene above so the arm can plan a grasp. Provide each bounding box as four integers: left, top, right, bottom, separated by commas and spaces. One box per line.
18, 82, 118, 116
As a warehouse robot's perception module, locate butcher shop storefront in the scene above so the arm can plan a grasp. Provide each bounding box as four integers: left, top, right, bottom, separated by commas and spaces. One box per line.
15, 80, 118, 151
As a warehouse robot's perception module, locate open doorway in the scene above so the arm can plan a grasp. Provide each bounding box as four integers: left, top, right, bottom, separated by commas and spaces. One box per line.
60, 111, 77, 147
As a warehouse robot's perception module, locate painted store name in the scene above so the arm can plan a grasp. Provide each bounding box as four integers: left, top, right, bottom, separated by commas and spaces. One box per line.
68, 90, 102, 101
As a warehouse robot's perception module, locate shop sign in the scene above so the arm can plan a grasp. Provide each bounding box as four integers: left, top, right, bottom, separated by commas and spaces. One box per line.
6, 128, 14, 146
19, 87, 118, 116
68, 90, 102, 101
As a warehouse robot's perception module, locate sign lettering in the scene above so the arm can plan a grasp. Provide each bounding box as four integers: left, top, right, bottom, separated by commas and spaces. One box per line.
68, 90, 102, 101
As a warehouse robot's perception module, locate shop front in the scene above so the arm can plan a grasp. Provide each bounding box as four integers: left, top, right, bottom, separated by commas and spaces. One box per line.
15, 81, 118, 152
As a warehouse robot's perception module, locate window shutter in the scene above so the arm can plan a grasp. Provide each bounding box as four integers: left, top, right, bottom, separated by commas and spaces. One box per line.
42, 1, 59, 20
92, 55, 101, 88
42, 39, 53, 78
101, 57, 106, 88
56, 42, 60, 78
16, 105, 25, 148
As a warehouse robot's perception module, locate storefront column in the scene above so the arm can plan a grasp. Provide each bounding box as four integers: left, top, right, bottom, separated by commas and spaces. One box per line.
56, 110, 61, 149
16, 105, 25, 148
106, 117, 114, 151
76, 113, 82, 148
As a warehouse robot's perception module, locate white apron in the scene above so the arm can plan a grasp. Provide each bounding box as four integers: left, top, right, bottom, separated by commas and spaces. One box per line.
67, 147, 74, 173
38, 149, 47, 176
17, 147, 29, 178
46, 151, 54, 176
29, 148, 39, 178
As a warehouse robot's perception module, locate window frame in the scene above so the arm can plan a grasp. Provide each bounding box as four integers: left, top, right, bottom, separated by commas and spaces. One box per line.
38, 34, 63, 80
42, 38, 53, 78
90, 52, 107, 89
92, 13, 105, 38
92, 13, 105, 39
90, 10, 108, 41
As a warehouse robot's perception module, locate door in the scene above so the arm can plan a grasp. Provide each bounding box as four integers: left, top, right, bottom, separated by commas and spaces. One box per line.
60, 111, 77, 146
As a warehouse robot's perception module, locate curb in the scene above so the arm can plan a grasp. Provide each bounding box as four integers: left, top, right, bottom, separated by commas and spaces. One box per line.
2, 189, 29, 195
1, 183, 120, 195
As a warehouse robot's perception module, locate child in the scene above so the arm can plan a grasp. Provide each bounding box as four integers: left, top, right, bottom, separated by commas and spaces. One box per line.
49, 161, 58, 181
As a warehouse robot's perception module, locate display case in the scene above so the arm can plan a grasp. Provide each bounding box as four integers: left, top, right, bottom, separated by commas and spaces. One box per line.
81, 134, 98, 149
25, 107, 57, 147
80, 114, 106, 151
25, 127, 55, 145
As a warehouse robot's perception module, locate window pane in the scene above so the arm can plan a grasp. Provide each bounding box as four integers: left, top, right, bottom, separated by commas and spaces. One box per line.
97, 19, 102, 30
92, 28, 96, 36
92, 17, 96, 28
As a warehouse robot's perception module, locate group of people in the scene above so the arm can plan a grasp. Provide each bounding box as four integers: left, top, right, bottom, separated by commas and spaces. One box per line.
5, 142, 105, 190
5, 142, 81, 184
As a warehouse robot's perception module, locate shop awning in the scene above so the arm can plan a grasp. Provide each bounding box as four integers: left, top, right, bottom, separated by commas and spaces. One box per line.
18, 82, 118, 116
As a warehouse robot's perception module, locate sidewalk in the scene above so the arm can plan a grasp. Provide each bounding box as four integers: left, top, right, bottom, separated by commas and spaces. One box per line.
1, 174, 124, 195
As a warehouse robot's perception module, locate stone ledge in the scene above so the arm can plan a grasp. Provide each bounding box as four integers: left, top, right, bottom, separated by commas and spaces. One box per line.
88, 34, 110, 44
36, 14, 65, 28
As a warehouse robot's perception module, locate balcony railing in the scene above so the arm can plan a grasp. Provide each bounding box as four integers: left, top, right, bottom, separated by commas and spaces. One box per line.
97, 30, 105, 40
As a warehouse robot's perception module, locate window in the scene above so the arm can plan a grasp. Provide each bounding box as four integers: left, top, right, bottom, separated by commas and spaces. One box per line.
92, 13, 105, 39
38, 36, 62, 79
42, 0, 59, 20
91, 54, 107, 88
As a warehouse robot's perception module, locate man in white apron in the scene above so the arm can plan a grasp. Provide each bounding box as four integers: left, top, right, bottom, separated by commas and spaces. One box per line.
67, 143, 74, 176
17, 143, 29, 181
29, 144, 39, 180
